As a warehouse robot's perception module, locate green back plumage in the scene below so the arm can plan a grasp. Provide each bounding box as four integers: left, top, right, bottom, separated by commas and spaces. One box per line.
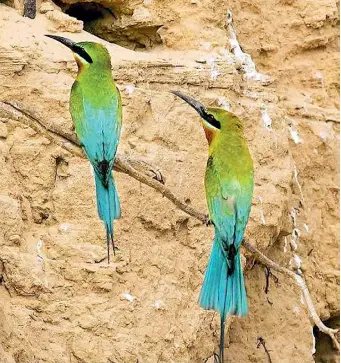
171, 91, 254, 362
197, 107, 254, 361
200, 109, 253, 317
70, 42, 122, 169
68, 41, 122, 262
204, 108, 254, 248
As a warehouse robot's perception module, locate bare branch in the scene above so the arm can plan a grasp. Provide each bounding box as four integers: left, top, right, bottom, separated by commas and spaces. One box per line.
257, 337, 272, 363
244, 241, 340, 351
1, 101, 339, 350
1, 101, 164, 183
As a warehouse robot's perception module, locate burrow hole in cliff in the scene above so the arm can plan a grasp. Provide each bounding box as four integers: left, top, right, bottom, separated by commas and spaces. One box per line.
313, 315, 340, 362
52, 0, 163, 50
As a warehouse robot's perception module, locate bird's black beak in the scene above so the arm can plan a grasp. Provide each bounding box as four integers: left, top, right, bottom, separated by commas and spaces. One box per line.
172, 91, 221, 129
45, 35, 93, 64
171, 91, 208, 119
45, 34, 76, 50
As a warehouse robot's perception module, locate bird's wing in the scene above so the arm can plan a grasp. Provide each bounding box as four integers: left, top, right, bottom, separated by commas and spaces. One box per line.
233, 175, 254, 247
206, 158, 253, 249
70, 81, 122, 180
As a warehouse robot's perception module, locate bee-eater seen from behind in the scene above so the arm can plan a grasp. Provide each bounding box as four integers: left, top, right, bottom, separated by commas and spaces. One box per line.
172, 91, 254, 362
46, 35, 122, 263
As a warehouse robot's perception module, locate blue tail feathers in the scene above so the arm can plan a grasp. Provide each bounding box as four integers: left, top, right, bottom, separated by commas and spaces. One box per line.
94, 172, 120, 261
199, 238, 248, 320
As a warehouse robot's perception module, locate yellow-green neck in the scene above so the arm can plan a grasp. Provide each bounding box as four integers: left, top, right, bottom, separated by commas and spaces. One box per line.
205, 125, 245, 156
76, 64, 113, 87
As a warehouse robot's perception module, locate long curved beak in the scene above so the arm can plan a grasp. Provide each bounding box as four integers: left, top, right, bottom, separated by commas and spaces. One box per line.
172, 90, 221, 130
45, 35, 93, 64
171, 91, 207, 119
45, 35, 76, 50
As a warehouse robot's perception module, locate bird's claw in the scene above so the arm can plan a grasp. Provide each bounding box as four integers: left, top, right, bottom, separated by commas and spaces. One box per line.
213, 353, 221, 363
204, 353, 221, 363
112, 244, 120, 255
152, 169, 165, 184
204, 215, 213, 227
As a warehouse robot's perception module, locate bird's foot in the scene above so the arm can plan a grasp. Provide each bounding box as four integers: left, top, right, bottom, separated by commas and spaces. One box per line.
111, 242, 120, 256
204, 353, 221, 363
213, 353, 221, 363
204, 215, 213, 227
152, 169, 165, 184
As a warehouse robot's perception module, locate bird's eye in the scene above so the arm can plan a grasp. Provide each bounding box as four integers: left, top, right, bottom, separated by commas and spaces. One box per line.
73, 45, 93, 64
207, 114, 215, 123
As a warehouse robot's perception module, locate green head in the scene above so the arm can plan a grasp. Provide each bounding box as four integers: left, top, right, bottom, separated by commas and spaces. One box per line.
172, 91, 243, 144
45, 35, 111, 71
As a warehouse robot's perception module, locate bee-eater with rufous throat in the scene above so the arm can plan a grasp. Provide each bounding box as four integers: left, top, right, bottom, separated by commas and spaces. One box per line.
46, 35, 122, 263
172, 91, 254, 362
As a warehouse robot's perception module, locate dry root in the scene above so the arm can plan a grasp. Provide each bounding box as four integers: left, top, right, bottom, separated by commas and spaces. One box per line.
1, 101, 339, 351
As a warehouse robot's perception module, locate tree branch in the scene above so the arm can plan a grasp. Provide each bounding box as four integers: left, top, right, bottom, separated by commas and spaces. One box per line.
257, 337, 272, 363
1, 101, 164, 183
1, 101, 339, 350
244, 241, 339, 350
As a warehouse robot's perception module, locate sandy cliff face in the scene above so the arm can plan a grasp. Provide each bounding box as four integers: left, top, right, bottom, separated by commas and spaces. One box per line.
0, 1, 339, 362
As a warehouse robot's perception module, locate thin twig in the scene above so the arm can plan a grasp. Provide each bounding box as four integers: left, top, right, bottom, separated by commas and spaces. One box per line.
257, 337, 272, 363
264, 266, 279, 295
244, 241, 340, 351
264, 267, 271, 294
0, 101, 339, 350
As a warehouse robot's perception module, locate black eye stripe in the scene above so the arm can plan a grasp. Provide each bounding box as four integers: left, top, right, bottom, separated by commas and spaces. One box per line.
203, 111, 221, 129
73, 45, 93, 64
